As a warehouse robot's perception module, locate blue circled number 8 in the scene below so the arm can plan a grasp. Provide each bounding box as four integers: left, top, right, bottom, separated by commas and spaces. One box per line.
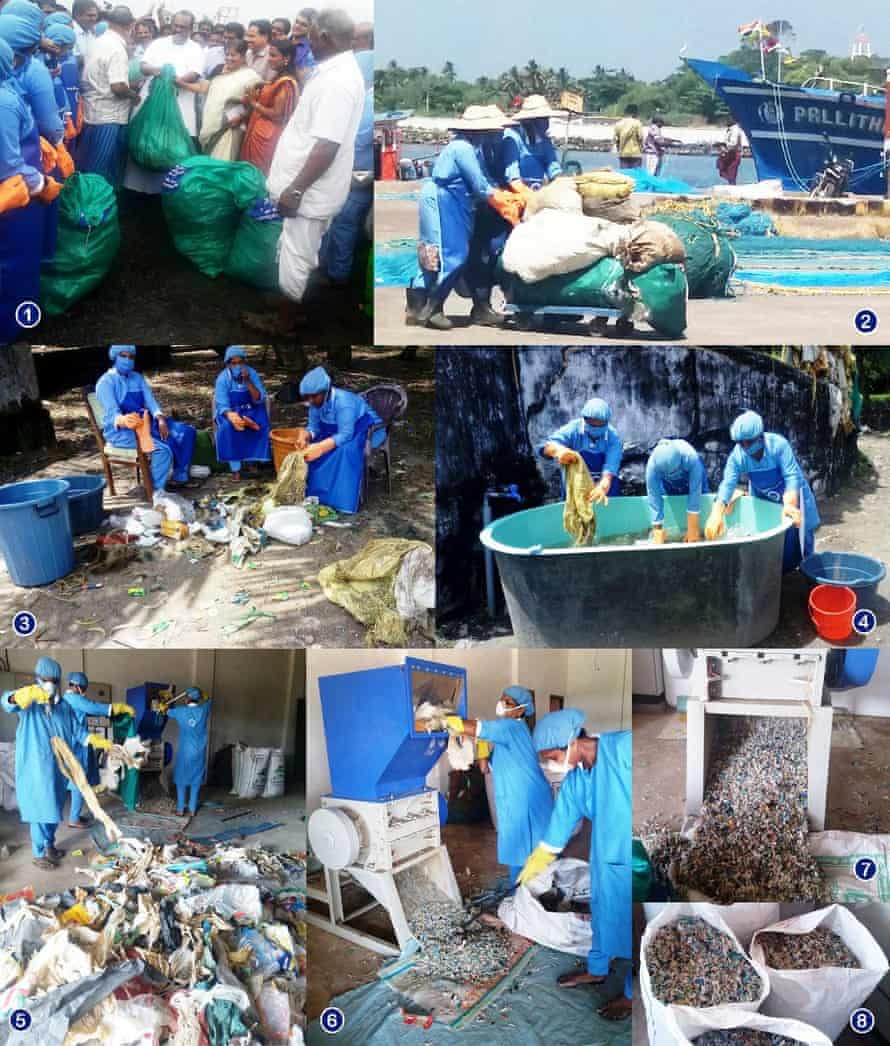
850, 1008, 875, 1034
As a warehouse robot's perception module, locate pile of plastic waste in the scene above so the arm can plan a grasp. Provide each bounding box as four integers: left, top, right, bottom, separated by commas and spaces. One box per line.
0, 840, 306, 1044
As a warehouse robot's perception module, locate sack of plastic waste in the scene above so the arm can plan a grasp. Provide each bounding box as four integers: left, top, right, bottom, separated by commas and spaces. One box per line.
263, 506, 313, 546
501, 209, 628, 283
618, 220, 686, 275
648, 212, 736, 298
225, 196, 282, 290
523, 176, 583, 217
501, 255, 632, 313
630, 263, 688, 338
128, 65, 197, 171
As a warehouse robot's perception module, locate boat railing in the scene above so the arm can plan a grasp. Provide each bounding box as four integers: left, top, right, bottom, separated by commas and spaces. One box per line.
800, 76, 884, 97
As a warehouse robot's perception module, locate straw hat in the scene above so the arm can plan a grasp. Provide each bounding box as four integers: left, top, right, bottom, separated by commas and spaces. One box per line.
449, 104, 513, 131
514, 94, 563, 120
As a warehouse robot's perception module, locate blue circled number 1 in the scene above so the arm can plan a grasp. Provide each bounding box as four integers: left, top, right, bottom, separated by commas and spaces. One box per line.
14, 301, 41, 330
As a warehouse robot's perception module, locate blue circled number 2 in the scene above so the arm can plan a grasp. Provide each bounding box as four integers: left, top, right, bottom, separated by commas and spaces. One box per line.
854, 308, 877, 334
855, 858, 877, 882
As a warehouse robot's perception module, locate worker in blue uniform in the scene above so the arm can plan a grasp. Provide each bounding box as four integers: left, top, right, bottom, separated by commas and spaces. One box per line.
95, 346, 197, 494
0, 12, 65, 260
445, 684, 553, 881
541, 396, 623, 502
163, 687, 212, 816
296, 365, 383, 514
406, 105, 526, 331
44, 14, 79, 135
503, 94, 563, 189
61, 671, 134, 828
0, 36, 45, 346
520, 710, 632, 1021
705, 409, 820, 571
2, 657, 112, 869
645, 438, 709, 544
214, 346, 271, 480
42, 23, 76, 130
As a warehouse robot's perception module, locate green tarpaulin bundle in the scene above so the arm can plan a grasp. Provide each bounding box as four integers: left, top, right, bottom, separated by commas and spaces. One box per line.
648, 211, 736, 298
630, 263, 688, 338
39, 173, 120, 315
225, 197, 282, 290
500, 256, 632, 313
162, 157, 267, 277
128, 64, 197, 171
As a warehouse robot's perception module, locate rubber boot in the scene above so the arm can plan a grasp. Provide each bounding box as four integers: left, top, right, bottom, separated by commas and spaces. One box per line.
405, 288, 428, 326
470, 301, 504, 327
422, 299, 453, 331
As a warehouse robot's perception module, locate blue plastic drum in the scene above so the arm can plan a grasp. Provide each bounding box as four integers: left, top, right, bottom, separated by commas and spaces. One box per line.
0, 479, 74, 586
801, 551, 886, 605
64, 474, 107, 535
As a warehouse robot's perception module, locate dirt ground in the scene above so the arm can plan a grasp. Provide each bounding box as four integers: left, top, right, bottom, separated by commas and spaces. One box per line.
29, 192, 371, 345
440, 430, 890, 648
0, 348, 435, 649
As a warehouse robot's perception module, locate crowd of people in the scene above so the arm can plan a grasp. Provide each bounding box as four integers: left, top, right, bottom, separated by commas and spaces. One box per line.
0, 0, 373, 338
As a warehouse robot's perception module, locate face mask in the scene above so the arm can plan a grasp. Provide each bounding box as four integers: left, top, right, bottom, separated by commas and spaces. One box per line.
496, 699, 526, 717
743, 437, 765, 458
230, 364, 243, 378
115, 357, 135, 375
39, 680, 57, 697
542, 755, 568, 774
585, 424, 606, 443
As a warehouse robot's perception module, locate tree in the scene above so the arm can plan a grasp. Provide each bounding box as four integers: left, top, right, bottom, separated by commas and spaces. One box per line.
441, 60, 456, 84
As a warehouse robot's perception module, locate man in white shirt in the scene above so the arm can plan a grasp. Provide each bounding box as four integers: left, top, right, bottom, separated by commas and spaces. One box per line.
252, 8, 364, 333
72, 0, 99, 66
78, 5, 140, 187
124, 10, 204, 193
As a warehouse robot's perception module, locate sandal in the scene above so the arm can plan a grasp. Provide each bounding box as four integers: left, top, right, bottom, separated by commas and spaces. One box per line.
558, 971, 607, 988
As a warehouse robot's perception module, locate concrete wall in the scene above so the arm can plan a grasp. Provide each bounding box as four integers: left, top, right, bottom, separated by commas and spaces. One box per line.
437, 347, 859, 620
0, 647, 304, 775
305, 648, 631, 814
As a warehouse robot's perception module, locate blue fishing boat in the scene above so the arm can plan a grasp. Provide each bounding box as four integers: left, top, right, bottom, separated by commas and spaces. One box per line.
686, 57, 886, 194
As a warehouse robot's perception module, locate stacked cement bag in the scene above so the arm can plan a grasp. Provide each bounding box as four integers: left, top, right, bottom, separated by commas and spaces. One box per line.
750, 905, 889, 1040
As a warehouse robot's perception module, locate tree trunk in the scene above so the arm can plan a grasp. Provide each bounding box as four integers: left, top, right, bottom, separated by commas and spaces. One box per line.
0, 347, 55, 455
326, 346, 353, 369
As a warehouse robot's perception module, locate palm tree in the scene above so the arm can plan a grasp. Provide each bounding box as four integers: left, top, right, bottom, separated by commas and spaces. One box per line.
442, 60, 457, 84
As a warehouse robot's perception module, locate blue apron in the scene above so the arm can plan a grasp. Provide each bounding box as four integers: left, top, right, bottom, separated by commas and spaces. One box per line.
120, 389, 196, 481
307, 412, 376, 514
215, 387, 271, 463
747, 463, 815, 572
411, 178, 475, 301
560, 449, 623, 498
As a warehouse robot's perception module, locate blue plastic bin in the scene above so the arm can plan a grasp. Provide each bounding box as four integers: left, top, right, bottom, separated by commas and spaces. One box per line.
801, 551, 886, 605
64, 474, 107, 535
0, 479, 74, 587
838, 649, 880, 689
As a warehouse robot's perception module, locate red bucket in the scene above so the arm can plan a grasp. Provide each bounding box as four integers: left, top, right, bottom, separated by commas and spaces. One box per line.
808, 583, 857, 642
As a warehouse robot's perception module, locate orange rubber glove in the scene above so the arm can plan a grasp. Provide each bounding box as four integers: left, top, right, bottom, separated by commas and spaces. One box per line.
39, 137, 58, 174
55, 141, 75, 179
135, 411, 156, 454
487, 188, 523, 227
0, 175, 30, 215
64, 113, 77, 142
35, 176, 62, 203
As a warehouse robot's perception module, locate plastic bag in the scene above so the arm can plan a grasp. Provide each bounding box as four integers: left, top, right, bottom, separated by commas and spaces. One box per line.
257, 983, 291, 1043
631, 263, 688, 337
39, 173, 120, 316
641, 904, 769, 1046
237, 746, 271, 799
497, 858, 592, 956
664, 1008, 832, 1046
262, 747, 285, 798
501, 209, 627, 283
750, 904, 890, 1040
128, 65, 197, 171
643, 903, 780, 950
97, 994, 173, 1046
263, 506, 313, 546
648, 212, 736, 298
176, 883, 262, 924
502, 255, 631, 312
238, 927, 292, 975
809, 830, 890, 901
161, 157, 267, 277
0, 741, 16, 811
225, 196, 282, 290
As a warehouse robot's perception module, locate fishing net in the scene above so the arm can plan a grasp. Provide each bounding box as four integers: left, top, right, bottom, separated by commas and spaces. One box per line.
563, 458, 596, 546
318, 538, 433, 646
648, 211, 736, 297
500, 255, 632, 312
50, 736, 122, 843
269, 451, 307, 506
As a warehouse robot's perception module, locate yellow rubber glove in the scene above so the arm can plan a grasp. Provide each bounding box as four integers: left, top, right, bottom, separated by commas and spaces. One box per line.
783, 505, 802, 527
589, 482, 609, 507
652, 526, 666, 545
110, 703, 136, 717
86, 734, 112, 751
557, 448, 579, 466
13, 684, 47, 709
684, 512, 701, 544
704, 502, 726, 541
476, 739, 492, 760
517, 844, 558, 885
445, 715, 464, 735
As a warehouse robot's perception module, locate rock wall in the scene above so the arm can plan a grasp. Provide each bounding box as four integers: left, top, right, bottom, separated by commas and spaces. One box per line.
437, 347, 859, 621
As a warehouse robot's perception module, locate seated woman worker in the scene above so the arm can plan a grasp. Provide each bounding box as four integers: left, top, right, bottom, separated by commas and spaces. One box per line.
214, 346, 271, 480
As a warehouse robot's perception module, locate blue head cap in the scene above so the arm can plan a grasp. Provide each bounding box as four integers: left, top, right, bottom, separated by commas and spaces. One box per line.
730, 410, 764, 443
35, 656, 62, 682
2, 1, 43, 29
582, 397, 611, 423
95, 19, 107, 34
0, 15, 41, 52
44, 23, 75, 46
224, 346, 247, 364
45, 11, 73, 25
299, 365, 331, 397
503, 684, 534, 718
109, 345, 136, 361
185, 686, 202, 702
533, 708, 585, 752
651, 438, 685, 476
67, 671, 89, 688
0, 38, 12, 79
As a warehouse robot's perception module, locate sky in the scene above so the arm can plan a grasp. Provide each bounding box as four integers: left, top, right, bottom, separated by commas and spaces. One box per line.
150, 0, 372, 27
376, 0, 890, 82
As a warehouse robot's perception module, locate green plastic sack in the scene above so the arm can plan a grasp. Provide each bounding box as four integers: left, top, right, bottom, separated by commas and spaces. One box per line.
40, 173, 120, 316
224, 199, 282, 289
112, 713, 139, 812
631, 263, 688, 337
648, 212, 736, 298
501, 256, 631, 312
128, 64, 196, 171
162, 157, 267, 277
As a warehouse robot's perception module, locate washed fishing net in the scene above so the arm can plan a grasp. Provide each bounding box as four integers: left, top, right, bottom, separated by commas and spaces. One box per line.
270, 450, 308, 505
563, 457, 596, 546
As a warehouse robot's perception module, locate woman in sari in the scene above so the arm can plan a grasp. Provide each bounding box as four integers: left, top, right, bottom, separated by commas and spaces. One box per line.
179, 41, 261, 161
239, 39, 297, 175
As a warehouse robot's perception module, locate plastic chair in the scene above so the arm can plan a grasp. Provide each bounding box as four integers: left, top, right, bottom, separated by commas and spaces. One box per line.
360, 383, 408, 503
83, 389, 155, 500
